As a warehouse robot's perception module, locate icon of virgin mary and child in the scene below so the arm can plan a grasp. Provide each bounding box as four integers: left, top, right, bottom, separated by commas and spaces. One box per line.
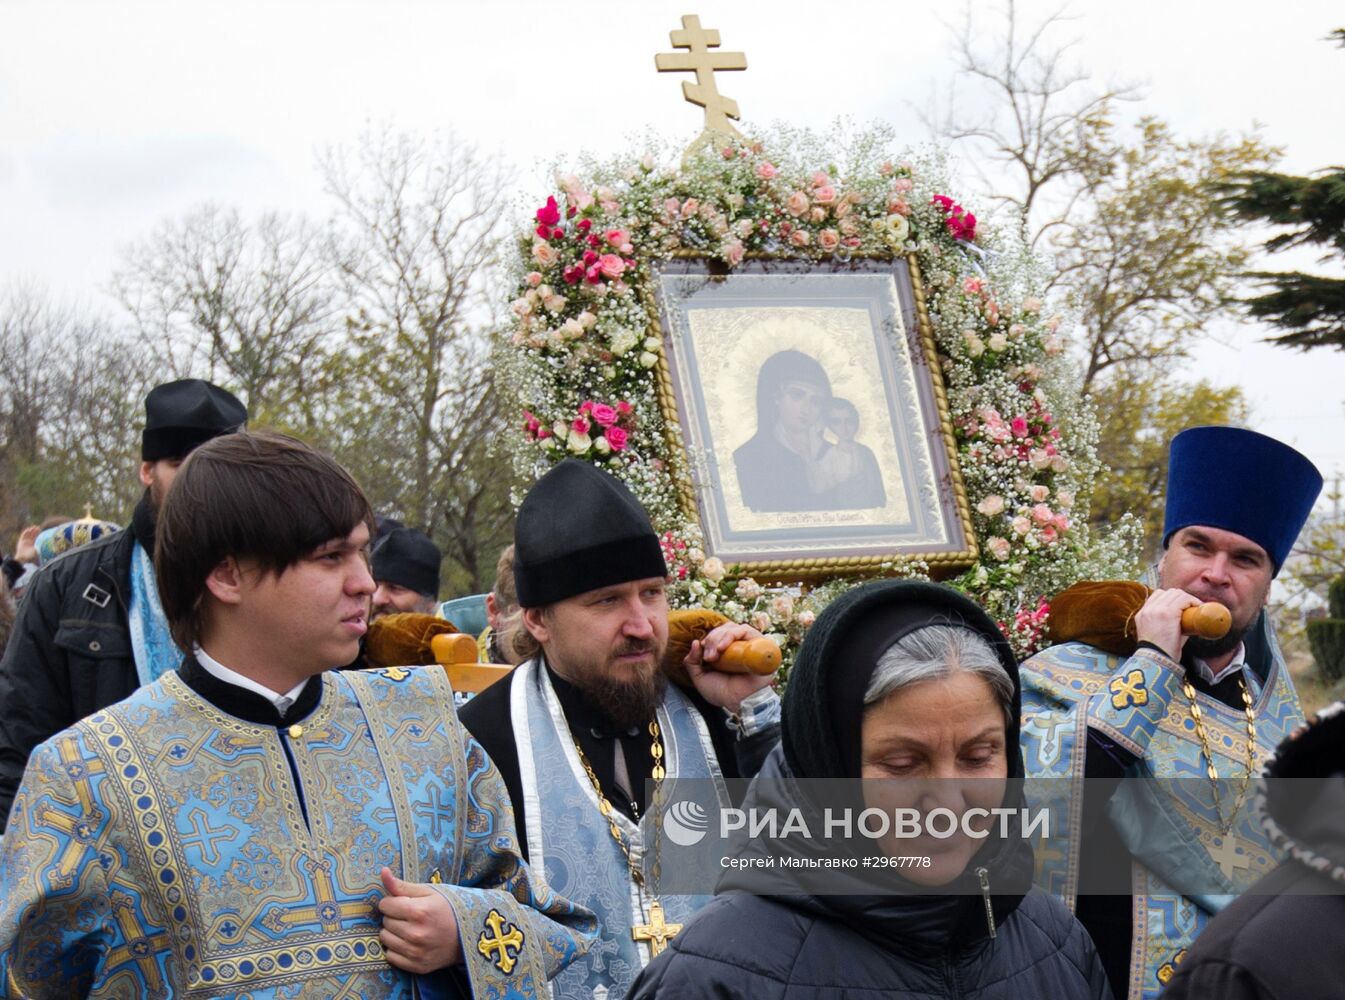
732, 349, 886, 513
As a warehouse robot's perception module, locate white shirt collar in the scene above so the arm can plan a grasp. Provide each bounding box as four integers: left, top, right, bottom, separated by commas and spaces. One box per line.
1191, 642, 1247, 687
193, 645, 309, 716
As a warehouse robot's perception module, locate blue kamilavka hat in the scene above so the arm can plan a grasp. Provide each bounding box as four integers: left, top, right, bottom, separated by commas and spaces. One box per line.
1163, 426, 1323, 574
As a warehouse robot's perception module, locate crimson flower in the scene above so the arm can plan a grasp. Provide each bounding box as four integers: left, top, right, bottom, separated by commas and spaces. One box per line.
536, 196, 561, 226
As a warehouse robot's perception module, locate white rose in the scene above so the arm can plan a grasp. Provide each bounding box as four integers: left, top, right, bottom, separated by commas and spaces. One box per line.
567, 429, 591, 454
701, 557, 726, 584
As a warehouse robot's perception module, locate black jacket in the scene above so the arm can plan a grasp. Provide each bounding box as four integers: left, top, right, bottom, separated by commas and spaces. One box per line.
627, 881, 1109, 1000
1160, 702, 1345, 1000
0, 524, 141, 828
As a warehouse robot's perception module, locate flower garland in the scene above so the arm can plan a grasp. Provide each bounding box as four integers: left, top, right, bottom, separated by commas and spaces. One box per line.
501, 125, 1139, 668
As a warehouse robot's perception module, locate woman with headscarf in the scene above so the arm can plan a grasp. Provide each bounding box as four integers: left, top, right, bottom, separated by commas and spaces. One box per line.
628, 580, 1110, 999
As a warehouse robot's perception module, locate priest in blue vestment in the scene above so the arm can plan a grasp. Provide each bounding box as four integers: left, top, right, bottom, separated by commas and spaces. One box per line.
0, 430, 595, 999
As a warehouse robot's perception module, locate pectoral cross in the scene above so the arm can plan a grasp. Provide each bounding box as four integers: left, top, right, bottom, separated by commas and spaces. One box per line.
655, 15, 747, 138
632, 899, 682, 957
1209, 835, 1250, 880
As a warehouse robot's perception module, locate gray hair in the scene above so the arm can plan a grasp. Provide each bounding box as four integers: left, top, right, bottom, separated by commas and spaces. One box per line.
864, 624, 1014, 723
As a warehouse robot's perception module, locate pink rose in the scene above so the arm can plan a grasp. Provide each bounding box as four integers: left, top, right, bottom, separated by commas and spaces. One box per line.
725, 240, 745, 266
893, 178, 913, 193
786, 191, 810, 217
750, 611, 772, 633
813, 185, 837, 205
682, 198, 700, 216
1023, 296, 1042, 313
755, 161, 778, 180
888, 197, 911, 216
571, 416, 591, 435
1010, 416, 1029, 438
1030, 484, 1050, 502
834, 200, 852, 219
531, 241, 557, 267
987, 536, 1012, 561
1031, 503, 1053, 526
1056, 488, 1075, 509
598, 254, 626, 280
1011, 515, 1031, 537
839, 216, 860, 236
1030, 449, 1053, 471
1039, 525, 1059, 544
1052, 512, 1071, 533
525, 271, 543, 287
963, 277, 983, 295
818, 229, 840, 252
977, 495, 1005, 517
590, 403, 618, 427
812, 171, 829, 188
664, 197, 682, 219
789, 229, 811, 247
535, 196, 561, 226
604, 425, 628, 451
605, 229, 628, 248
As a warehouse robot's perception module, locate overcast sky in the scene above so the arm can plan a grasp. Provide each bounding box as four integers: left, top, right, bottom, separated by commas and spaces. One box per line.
2, 0, 1342, 487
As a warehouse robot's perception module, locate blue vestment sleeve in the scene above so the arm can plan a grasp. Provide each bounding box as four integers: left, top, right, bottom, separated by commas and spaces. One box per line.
429, 732, 597, 994
1083, 646, 1186, 760
0, 736, 120, 998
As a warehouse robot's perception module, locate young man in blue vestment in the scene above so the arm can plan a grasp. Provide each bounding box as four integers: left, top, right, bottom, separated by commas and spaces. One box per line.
0, 430, 594, 998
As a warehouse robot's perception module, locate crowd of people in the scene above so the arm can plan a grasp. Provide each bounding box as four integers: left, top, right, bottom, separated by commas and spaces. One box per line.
0, 377, 1335, 1000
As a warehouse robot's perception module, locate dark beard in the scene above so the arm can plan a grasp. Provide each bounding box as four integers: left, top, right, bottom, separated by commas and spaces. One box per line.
573, 642, 668, 730
1185, 613, 1257, 661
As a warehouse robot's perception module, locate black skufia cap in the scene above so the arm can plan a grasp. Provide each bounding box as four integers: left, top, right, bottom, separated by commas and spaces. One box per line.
141, 379, 247, 461
513, 459, 667, 608
371, 527, 442, 598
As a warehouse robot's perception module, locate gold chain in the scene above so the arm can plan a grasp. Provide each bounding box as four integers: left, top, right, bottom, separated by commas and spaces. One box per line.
572, 719, 665, 889
1180, 675, 1257, 834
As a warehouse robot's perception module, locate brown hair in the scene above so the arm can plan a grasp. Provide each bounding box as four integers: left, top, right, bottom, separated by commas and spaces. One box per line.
501, 604, 544, 663
154, 430, 373, 650
492, 543, 518, 614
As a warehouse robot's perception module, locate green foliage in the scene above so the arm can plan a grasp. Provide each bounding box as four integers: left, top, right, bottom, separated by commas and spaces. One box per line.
1331, 572, 1345, 619
1219, 166, 1345, 351
1088, 375, 1250, 562
1308, 617, 1345, 682
1059, 119, 1280, 389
